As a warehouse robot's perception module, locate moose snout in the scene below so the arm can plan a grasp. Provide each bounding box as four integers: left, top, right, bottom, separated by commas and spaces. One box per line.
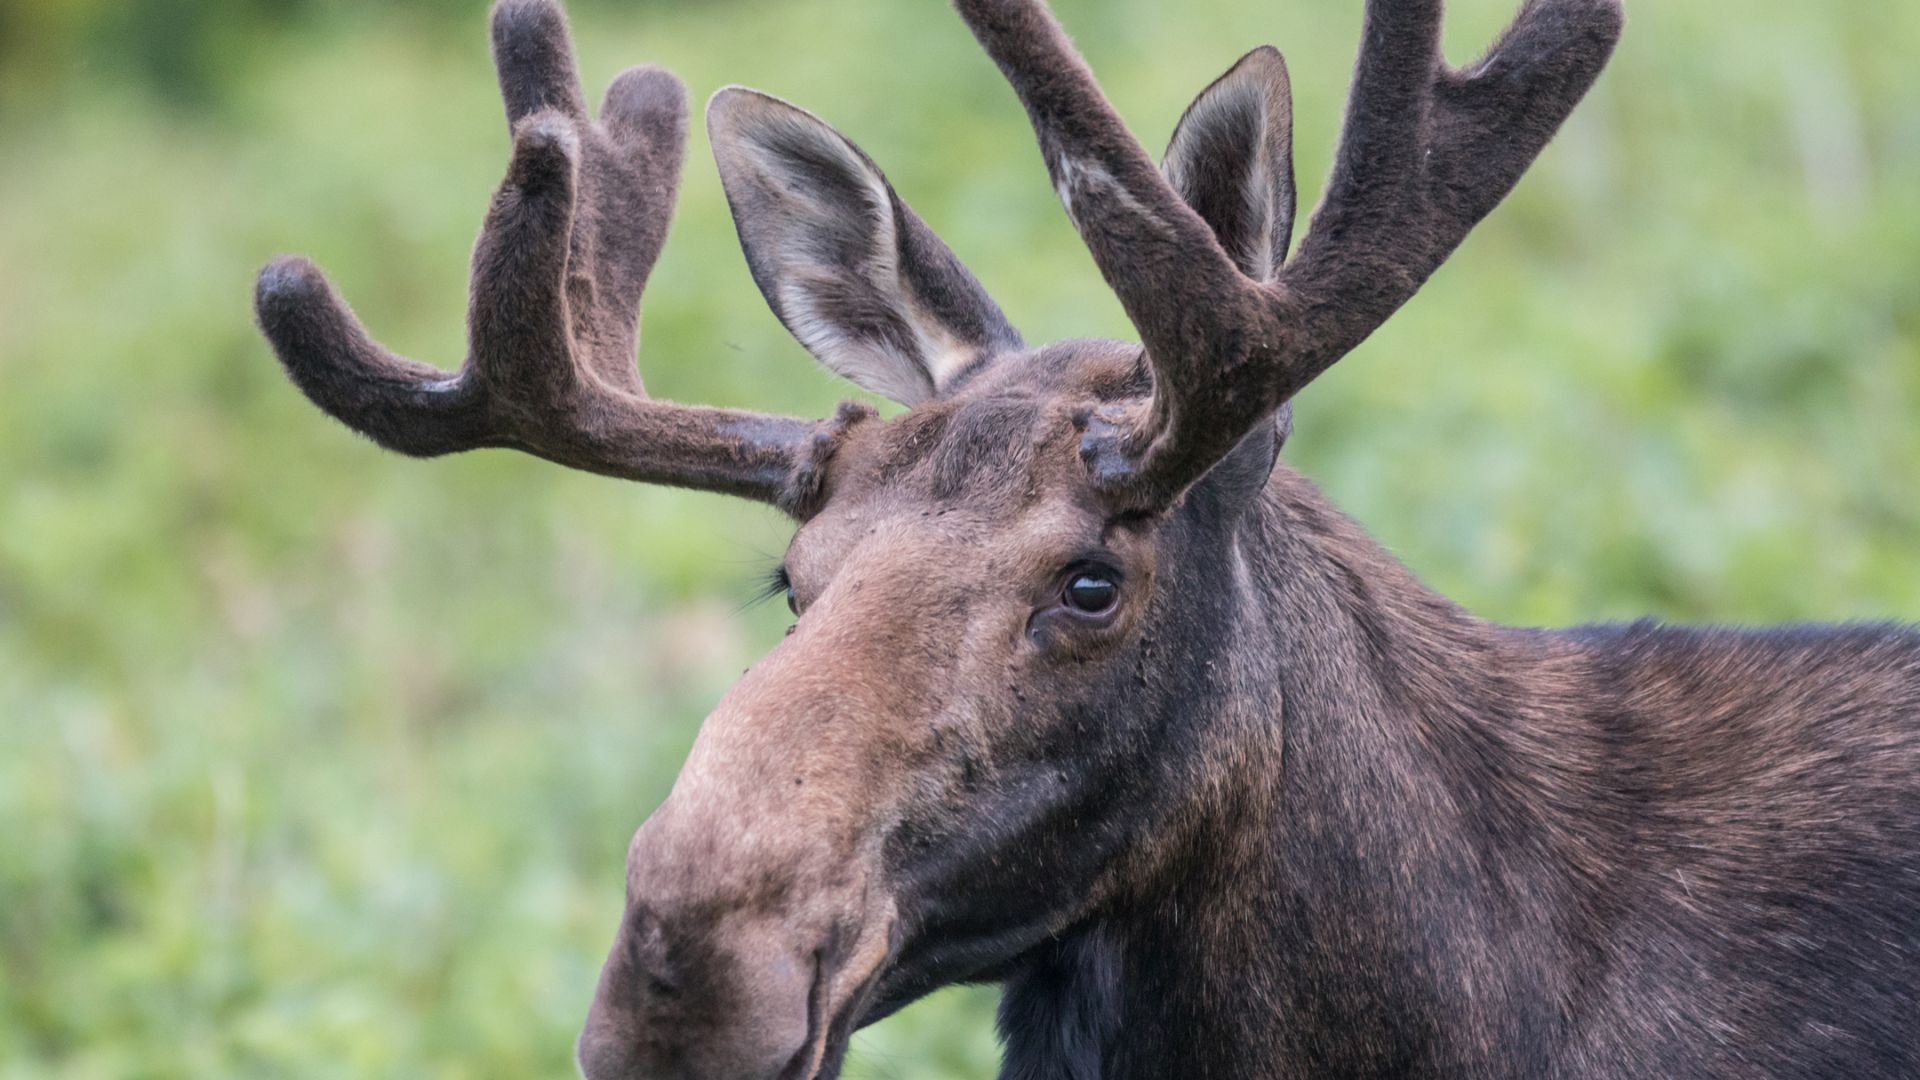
578, 605, 918, 1079
577, 784, 896, 1080
576, 897, 827, 1080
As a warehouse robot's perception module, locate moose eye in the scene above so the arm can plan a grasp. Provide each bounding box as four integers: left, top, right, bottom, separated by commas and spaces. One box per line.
1063, 572, 1118, 614
785, 584, 799, 616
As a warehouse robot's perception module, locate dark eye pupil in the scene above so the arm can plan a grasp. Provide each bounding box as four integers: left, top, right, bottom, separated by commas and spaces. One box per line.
1065, 574, 1117, 613
785, 586, 799, 616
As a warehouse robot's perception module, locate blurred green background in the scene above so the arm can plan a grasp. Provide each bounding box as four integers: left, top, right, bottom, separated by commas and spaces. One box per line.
1, 0, 1917, 1076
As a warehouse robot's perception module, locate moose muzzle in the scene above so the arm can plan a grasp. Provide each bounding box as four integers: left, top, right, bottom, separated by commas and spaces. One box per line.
575, 894, 874, 1080
575, 620, 911, 1080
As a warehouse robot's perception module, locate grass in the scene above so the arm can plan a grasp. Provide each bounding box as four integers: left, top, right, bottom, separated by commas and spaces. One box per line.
1, 0, 1916, 1075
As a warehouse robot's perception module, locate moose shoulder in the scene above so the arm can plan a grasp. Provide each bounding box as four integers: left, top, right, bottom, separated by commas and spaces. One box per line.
252, 0, 1920, 1077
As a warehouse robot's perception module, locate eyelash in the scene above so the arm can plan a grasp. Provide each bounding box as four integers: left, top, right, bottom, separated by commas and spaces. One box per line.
746, 564, 793, 611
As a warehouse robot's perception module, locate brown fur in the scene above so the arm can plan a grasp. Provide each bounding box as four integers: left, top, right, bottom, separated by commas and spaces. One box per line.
953, 0, 1623, 512
252, 0, 851, 507
251, 2, 1920, 1079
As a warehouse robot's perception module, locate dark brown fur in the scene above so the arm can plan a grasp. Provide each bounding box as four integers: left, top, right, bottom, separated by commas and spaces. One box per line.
251, 1, 1920, 1078
953, 0, 1623, 513
252, 0, 847, 506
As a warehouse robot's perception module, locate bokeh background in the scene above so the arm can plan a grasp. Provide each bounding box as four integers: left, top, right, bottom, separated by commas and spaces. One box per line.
2, 0, 1917, 1076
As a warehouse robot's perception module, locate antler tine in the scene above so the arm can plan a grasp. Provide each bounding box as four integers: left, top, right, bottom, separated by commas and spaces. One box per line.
953, 0, 1622, 513
254, 0, 849, 512
1286, 0, 1625, 370
952, 0, 1256, 389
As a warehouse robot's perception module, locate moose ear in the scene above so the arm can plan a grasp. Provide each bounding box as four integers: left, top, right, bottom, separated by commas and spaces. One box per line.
708, 88, 1022, 406
1162, 46, 1296, 282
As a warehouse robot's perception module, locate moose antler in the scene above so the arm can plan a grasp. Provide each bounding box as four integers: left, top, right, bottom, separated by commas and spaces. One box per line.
953, 0, 1623, 512
254, 0, 851, 511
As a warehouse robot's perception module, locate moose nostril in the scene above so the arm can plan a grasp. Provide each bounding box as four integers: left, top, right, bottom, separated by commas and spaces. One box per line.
623, 905, 681, 999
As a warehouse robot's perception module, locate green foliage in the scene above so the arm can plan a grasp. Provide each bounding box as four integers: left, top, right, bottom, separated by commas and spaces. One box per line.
2, 0, 1917, 1075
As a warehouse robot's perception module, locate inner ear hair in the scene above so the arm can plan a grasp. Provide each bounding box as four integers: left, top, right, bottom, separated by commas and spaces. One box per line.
708, 88, 1022, 406
1161, 46, 1297, 282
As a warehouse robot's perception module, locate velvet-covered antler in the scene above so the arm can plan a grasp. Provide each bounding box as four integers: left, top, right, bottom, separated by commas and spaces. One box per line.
953, 0, 1623, 512
254, 0, 852, 511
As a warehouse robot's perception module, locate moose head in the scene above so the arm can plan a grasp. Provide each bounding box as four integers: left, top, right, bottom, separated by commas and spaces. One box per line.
254, 0, 1623, 1076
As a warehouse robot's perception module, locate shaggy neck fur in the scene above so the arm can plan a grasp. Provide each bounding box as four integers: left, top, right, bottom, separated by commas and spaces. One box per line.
996, 467, 1920, 1080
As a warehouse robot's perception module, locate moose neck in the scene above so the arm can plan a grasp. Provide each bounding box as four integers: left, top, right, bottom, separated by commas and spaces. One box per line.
999, 468, 1614, 1080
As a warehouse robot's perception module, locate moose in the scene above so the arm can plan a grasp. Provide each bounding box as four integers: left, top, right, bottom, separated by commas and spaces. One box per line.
252, 0, 1920, 1075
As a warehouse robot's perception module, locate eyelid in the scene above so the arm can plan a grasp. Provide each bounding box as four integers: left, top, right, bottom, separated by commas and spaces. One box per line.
1061, 555, 1125, 588
778, 566, 800, 613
